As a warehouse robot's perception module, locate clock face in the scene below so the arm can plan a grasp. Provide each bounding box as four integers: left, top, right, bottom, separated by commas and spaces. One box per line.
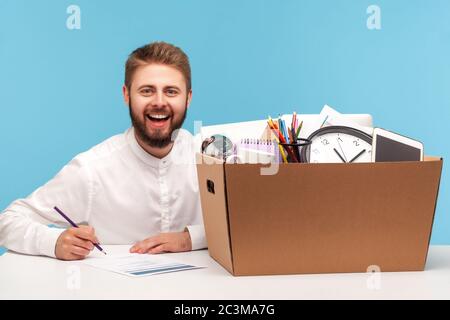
305, 127, 372, 163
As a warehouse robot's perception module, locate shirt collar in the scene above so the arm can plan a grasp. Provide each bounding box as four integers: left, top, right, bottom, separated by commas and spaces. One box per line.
126, 127, 176, 168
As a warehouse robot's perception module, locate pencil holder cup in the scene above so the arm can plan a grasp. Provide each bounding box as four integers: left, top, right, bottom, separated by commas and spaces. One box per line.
279, 138, 312, 163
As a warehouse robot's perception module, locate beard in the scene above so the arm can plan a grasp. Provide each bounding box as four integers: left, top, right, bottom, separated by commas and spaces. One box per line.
128, 98, 188, 149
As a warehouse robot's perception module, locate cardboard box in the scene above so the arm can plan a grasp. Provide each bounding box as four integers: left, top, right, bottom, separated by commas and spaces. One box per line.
196, 154, 443, 276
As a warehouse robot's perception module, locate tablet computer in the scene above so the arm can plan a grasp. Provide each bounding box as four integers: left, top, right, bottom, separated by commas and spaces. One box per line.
372, 128, 423, 162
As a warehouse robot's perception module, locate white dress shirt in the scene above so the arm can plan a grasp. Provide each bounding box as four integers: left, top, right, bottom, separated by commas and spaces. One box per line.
0, 127, 206, 257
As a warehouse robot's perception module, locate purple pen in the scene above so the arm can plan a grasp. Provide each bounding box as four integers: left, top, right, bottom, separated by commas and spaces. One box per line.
53, 206, 107, 255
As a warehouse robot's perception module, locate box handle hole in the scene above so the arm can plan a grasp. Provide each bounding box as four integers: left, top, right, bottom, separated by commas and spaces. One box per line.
207, 179, 215, 194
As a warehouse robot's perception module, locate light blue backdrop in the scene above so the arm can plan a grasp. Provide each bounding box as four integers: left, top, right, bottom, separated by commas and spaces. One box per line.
1, 0, 449, 256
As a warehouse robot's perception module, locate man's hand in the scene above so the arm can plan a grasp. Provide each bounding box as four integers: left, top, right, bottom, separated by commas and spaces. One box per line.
130, 231, 192, 254
55, 226, 99, 260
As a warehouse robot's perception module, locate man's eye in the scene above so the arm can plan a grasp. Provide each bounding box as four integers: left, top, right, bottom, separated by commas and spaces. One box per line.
166, 89, 178, 96
140, 88, 153, 95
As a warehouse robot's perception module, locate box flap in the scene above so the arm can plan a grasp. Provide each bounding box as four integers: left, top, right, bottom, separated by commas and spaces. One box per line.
423, 157, 444, 265
196, 153, 234, 273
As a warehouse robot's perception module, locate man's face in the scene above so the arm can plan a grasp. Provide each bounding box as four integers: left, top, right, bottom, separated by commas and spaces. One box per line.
123, 63, 191, 148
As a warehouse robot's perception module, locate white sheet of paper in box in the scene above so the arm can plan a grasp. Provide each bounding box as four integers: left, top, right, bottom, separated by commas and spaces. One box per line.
317, 104, 374, 136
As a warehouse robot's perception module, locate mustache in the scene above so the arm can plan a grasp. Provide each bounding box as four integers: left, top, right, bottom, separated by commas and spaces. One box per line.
144, 106, 173, 116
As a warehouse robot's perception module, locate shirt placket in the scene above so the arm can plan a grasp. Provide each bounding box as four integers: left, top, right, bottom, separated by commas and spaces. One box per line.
159, 162, 170, 232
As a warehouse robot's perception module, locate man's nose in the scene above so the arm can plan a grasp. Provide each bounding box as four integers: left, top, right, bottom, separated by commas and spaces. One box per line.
152, 91, 166, 107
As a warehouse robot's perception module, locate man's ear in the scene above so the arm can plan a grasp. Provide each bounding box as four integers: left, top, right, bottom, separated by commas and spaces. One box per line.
186, 90, 193, 109
122, 85, 130, 106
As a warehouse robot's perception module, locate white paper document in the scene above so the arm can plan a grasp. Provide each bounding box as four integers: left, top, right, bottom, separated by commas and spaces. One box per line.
318, 104, 374, 136
82, 253, 203, 277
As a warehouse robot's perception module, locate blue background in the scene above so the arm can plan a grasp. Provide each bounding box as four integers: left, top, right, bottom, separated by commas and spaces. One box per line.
1, 0, 448, 255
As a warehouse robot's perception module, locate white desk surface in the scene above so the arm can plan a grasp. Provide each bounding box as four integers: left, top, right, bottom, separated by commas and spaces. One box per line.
1, 245, 450, 300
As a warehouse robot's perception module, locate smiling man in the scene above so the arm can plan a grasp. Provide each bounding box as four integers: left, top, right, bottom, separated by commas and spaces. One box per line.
0, 42, 206, 260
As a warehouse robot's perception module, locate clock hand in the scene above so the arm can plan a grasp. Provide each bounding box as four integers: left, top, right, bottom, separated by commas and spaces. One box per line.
349, 149, 366, 163
333, 148, 347, 163
336, 138, 348, 162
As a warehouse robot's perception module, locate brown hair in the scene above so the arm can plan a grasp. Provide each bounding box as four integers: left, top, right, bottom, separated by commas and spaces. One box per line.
124, 41, 191, 91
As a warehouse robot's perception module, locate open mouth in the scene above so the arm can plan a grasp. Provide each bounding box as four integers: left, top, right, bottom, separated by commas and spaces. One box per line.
146, 114, 170, 121
145, 114, 171, 128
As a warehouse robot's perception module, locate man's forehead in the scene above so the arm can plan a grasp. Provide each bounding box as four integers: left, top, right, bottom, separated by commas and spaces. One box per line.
132, 63, 186, 87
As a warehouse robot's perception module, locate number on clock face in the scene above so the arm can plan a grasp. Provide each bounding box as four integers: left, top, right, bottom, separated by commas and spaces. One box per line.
309, 132, 372, 163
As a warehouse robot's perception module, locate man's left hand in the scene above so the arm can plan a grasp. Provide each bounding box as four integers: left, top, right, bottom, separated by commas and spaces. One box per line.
130, 231, 192, 254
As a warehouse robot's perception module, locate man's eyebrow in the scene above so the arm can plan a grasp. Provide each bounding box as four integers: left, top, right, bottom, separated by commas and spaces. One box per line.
136, 85, 181, 90
165, 85, 181, 90
137, 84, 154, 90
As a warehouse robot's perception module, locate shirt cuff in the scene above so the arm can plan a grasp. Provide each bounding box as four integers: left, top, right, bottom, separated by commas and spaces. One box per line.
38, 227, 65, 258
185, 224, 207, 250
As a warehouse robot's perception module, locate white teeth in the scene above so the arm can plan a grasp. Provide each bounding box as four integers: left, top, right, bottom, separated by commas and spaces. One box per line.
148, 114, 170, 119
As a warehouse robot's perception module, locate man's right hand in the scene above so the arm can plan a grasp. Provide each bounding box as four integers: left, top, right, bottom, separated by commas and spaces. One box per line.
55, 226, 99, 260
